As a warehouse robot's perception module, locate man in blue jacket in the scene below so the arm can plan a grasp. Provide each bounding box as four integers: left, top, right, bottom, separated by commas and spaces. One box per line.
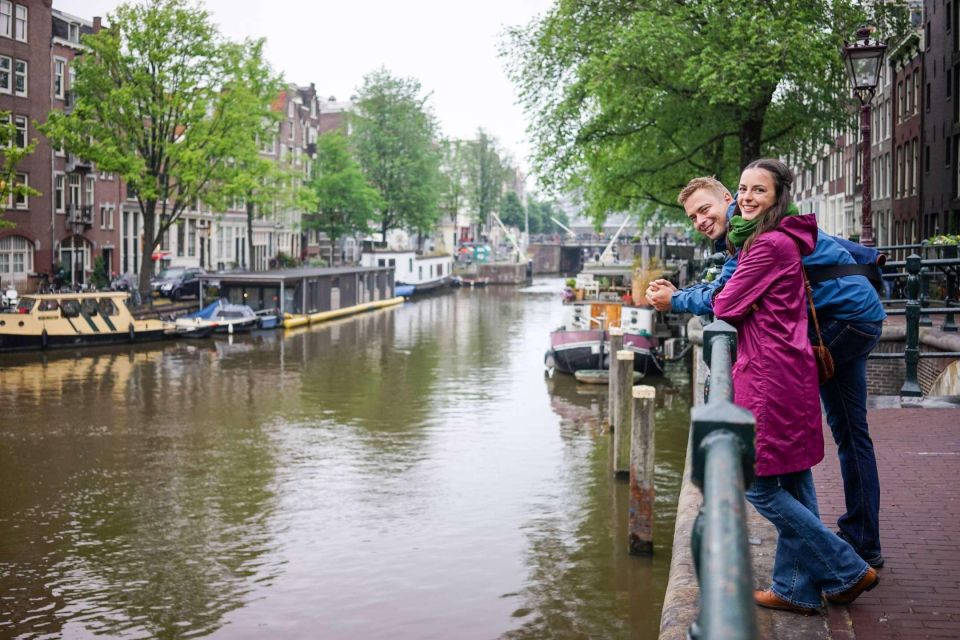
647, 176, 887, 569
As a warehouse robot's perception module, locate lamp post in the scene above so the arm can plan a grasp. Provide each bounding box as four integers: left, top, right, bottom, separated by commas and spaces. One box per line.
842, 26, 887, 247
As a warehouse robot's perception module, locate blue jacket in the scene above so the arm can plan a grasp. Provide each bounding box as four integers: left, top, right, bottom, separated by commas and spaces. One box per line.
672, 231, 886, 322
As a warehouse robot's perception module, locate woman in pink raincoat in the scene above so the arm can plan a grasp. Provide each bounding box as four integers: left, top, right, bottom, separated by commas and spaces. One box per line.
713, 159, 878, 614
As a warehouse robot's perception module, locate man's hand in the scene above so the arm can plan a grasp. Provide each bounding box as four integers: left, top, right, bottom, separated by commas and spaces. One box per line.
645, 279, 677, 312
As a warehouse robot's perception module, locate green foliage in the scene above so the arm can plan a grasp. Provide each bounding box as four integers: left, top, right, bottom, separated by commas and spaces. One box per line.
467, 128, 507, 224
0, 111, 39, 228
350, 68, 442, 241
928, 234, 959, 246
499, 191, 525, 228
91, 255, 109, 289
41, 0, 278, 294
504, 0, 907, 227
306, 131, 382, 261
438, 138, 468, 223
527, 198, 567, 235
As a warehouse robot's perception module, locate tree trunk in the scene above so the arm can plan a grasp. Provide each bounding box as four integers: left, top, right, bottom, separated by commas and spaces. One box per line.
247, 199, 256, 272
329, 231, 337, 267
137, 200, 158, 305
738, 116, 765, 172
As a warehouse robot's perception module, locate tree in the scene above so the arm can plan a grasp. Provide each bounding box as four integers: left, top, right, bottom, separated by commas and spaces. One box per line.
466, 129, 506, 228
504, 0, 907, 225
499, 191, 525, 229
42, 0, 278, 298
438, 138, 468, 226
350, 69, 442, 245
0, 111, 39, 229
306, 131, 382, 265
212, 41, 293, 272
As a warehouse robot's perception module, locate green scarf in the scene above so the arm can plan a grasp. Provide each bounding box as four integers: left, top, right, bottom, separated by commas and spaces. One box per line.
727, 202, 800, 248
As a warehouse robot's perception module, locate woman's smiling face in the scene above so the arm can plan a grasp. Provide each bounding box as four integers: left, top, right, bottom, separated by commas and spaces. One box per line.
738, 168, 777, 221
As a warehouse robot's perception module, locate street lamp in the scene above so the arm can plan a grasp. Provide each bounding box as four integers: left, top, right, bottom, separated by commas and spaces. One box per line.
842, 25, 887, 247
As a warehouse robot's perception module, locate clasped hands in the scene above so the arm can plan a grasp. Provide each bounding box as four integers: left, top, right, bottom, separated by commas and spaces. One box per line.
645, 279, 676, 312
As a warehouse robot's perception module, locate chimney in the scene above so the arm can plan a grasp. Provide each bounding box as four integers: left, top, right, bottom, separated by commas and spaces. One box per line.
93, 16, 102, 33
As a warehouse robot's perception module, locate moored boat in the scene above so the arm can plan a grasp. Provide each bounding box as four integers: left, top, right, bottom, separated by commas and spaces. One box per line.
0, 292, 167, 351
187, 300, 259, 334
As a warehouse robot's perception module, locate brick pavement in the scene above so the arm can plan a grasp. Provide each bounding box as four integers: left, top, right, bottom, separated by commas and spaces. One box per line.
813, 407, 960, 639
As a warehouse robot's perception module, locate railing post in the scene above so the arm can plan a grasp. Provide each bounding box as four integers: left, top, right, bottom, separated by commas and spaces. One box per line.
901, 254, 922, 397
942, 269, 957, 332
919, 265, 932, 327
689, 320, 757, 640
613, 349, 635, 476
629, 384, 656, 555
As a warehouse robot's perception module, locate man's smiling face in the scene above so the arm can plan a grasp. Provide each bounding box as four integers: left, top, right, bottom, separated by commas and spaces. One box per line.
683, 188, 732, 241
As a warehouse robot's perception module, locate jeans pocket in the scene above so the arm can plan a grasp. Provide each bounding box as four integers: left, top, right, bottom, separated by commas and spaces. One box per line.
824, 321, 881, 360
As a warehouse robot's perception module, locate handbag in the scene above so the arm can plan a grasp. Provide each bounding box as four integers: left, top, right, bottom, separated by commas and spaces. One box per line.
802, 266, 835, 384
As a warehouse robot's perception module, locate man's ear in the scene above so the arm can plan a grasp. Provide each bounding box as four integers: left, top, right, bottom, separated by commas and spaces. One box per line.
723, 191, 734, 204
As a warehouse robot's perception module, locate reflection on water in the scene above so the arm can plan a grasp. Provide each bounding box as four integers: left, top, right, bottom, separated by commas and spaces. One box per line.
0, 280, 692, 639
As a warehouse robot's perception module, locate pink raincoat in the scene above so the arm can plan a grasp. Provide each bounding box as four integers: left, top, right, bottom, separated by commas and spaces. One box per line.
713, 214, 823, 477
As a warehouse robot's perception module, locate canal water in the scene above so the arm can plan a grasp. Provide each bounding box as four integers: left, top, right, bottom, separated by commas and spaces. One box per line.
0, 279, 692, 639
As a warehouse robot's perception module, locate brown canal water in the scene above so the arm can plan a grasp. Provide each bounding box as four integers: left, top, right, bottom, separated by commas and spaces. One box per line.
0, 279, 692, 639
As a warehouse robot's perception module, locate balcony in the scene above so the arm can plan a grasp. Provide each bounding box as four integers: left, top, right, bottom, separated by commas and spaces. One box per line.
66, 204, 93, 230
65, 153, 93, 173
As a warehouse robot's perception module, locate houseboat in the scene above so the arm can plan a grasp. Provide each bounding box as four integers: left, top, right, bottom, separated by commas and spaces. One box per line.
360, 250, 454, 296
544, 266, 664, 377
0, 292, 168, 351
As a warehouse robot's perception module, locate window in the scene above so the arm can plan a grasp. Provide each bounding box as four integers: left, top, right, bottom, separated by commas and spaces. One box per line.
0, 1, 9, 38
906, 77, 913, 113
54, 59, 64, 98
188, 220, 196, 257
85, 176, 94, 207
13, 3, 24, 41
911, 139, 918, 195
13, 58, 25, 96
99, 205, 107, 229
68, 22, 79, 43
177, 222, 185, 256
0, 235, 33, 280
0, 55, 9, 93
54, 174, 65, 212
68, 174, 80, 208
11, 172, 27, 208
9, 114, 24, 147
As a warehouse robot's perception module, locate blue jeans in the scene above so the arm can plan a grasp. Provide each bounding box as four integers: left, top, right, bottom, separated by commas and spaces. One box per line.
814, 319, 883, 556
746, 471, 870, 608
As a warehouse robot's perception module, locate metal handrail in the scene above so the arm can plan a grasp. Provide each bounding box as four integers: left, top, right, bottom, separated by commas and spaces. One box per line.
688, 320, 757, 640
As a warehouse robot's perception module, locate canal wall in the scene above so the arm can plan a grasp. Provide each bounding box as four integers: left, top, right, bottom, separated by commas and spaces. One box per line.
477, 263, 529, 284
867, 324, 960, 396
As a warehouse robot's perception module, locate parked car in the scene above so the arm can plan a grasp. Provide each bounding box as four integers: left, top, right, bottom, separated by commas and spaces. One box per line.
150, 267, 206, 301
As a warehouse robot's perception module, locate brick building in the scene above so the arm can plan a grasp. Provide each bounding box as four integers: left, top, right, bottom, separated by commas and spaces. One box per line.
891, 30, 924, 251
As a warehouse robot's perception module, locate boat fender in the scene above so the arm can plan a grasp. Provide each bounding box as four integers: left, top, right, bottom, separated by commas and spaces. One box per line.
128, 323, 135, 342
41, 329, 49, 349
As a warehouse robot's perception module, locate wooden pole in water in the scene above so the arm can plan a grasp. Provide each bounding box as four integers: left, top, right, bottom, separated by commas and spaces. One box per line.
613, 349, 635, 476
629, 384, 656, 555
607, 327, 624, 433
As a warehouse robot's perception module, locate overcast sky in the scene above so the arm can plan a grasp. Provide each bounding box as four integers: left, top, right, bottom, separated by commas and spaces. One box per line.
52, 0, 553, 178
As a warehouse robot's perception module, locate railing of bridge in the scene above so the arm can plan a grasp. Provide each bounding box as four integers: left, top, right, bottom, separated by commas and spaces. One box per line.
688, 320, 757, 640
872, 251, 960, 396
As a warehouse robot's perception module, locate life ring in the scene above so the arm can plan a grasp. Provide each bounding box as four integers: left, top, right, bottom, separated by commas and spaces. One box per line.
41, 329, 49, 349
128, 323, 135, 342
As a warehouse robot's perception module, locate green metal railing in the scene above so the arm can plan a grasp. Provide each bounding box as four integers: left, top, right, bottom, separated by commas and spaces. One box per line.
689, 320, 757, 640
873, 253, 960, 396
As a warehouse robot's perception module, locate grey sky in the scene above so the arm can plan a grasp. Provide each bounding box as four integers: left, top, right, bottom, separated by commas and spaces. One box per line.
53, 0, 553, 175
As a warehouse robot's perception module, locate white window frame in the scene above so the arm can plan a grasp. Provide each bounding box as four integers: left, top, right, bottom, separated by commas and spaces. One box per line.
0, 55, 10, 94
13, 3, 25, 42
68, 22, 79, 43
12, 172, 27, 209
53, 58, 65, 99
68, 173, 80, 209
0, 1, 10, 38
54, 173, 65, 213
13, 114, 25, 148
84, 175, 94, 207
13, 58, 26, 97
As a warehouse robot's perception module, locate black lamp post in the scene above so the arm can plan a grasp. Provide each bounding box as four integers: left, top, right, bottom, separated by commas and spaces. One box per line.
842, 26, 887, 247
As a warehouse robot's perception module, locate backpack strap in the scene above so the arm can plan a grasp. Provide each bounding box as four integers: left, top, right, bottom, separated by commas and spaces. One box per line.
804, 263, 883, 292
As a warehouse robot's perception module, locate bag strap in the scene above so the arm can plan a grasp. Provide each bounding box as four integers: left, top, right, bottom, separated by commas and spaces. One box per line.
804, 263, 883, 291
801, 266, 826, 350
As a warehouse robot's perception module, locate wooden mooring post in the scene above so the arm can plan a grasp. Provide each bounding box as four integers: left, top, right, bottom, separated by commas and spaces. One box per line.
613, 349, 635, 476
607, 327, 624, 432
629, 385, 656, 555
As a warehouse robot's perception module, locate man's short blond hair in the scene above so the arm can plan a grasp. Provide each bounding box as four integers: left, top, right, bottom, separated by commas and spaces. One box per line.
677, 176, 729, 206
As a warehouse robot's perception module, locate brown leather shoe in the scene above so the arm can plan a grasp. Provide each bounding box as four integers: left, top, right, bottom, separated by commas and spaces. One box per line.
754, 589, 819, 615
825, 567, 879, 604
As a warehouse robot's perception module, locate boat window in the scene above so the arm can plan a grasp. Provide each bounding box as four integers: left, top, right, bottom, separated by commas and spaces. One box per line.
16, 297, 35, 313
61, 299, 80, 318
38, 299, 59, 312
80, 299, 100, 316
98, 298, 119, 316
